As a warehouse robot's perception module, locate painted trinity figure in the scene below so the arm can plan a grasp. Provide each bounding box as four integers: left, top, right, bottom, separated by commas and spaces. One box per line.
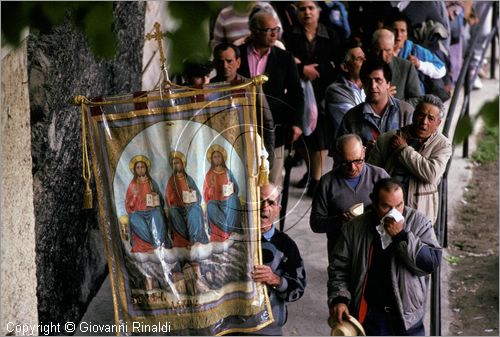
203, 144, 242, 241
165, 151, 208, 247
125, 155, 171, 252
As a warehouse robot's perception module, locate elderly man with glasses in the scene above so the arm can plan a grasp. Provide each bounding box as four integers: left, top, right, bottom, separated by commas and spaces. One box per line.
239, 10, 304, 188
310, 134, 389, 262
252, 183, 306, 335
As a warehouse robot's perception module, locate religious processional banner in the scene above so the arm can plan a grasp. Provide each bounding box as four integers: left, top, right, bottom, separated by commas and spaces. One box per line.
79, 78, 272, 335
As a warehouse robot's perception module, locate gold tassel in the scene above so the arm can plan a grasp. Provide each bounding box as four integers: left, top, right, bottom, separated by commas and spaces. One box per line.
253, 75, 270, 187
76, 95, 93, 209
257, 156, 269, 187
83, 183, 93, 209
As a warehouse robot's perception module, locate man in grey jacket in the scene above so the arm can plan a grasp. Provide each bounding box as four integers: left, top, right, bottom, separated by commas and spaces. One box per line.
328, 178, 441, 335
324, 39, 366, 154
372, 28, 422, 106
367, 94, 452, 224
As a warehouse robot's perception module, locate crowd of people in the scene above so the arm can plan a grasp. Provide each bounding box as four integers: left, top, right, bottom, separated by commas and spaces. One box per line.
166, 1, 493, 335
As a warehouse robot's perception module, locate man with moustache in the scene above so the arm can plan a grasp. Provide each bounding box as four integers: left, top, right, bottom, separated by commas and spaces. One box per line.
212, 42, 275, 168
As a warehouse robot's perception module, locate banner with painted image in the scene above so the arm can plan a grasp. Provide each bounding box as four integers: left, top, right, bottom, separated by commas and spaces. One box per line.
81, 79, 272, 335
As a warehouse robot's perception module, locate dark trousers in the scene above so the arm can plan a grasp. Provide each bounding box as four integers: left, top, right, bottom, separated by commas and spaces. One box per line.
363, 307, 425, 336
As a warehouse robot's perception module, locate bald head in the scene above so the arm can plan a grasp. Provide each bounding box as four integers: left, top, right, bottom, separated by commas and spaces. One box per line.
336, 134, 365, 178
337, 134, 363, 155
372, 29, 395, 63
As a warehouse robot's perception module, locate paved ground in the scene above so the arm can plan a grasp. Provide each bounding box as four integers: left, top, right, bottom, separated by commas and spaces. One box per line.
78, 77, 498, 336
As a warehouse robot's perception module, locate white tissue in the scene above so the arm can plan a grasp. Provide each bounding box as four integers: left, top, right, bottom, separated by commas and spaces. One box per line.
376, 208, 405, 249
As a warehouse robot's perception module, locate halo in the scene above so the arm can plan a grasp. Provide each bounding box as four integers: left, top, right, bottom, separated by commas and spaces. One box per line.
129, 155, 151, 174
207, 144, 228, 163
169, 151, 187, 168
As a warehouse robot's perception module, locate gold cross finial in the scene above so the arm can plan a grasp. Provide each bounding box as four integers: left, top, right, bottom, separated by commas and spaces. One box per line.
145, 22, 166, 66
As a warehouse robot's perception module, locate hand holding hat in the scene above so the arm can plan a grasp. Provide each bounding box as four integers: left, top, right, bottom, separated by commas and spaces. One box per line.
328, 314, 366, 336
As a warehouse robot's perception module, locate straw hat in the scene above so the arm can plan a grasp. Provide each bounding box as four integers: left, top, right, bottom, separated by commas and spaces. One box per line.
206, 144, 228, 163
129, 155, 151, 174
329, 316, 366, 336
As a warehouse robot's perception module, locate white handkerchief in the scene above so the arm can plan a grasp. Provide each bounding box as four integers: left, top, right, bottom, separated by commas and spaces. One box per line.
383, 208, 405, 223
376, 208, 405, 249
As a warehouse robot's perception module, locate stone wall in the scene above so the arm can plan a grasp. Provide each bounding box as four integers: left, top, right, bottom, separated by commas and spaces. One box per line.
27, 2, 145, 329
0, 40, 39, 336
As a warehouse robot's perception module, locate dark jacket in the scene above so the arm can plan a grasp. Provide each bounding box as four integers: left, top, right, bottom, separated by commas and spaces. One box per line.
389, 57, 422, 106
239, 44, 305, 147
282, 23, 342, 103
259, 227, 306, 335
337, 97, 414, 145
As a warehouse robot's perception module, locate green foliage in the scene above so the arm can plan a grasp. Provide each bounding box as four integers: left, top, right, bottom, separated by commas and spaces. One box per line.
444, 255, 460, 265
471, 125, 499, 164
476, 96, 499, 126
453, 114, 474, 145
1, 1, 116, 58
1, 1, 229, 63
167, 1, 224, 74
454, 96, 499, 145
71, 2, 117, 58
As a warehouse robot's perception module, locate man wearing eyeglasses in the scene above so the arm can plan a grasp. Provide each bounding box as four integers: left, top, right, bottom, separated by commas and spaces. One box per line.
239, 10, 305, 188
252, 183, 306, 335
310, 134, 389, 263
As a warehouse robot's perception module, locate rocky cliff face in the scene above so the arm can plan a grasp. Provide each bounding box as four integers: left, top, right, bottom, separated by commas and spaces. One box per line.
28, 2, 145, 327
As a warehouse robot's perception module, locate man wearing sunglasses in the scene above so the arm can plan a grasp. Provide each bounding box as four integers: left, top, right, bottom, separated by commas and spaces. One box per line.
310, 134, 389, 262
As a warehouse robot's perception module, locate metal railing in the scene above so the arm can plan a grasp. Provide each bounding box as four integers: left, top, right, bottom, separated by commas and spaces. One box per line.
431, 2, 498, 335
